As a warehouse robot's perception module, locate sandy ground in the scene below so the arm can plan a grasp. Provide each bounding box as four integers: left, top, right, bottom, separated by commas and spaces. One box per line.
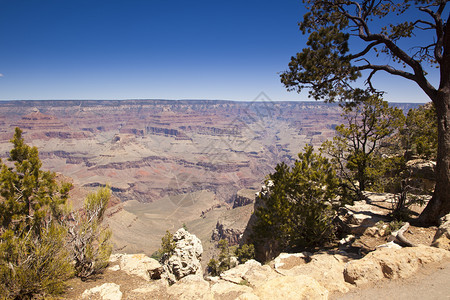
331, 259, 450, 300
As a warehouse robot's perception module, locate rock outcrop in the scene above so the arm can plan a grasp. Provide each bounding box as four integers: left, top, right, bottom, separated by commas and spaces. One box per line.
273, 252, 353, 293
161, 228, 203, 284
432, 213, 450, 251
81, 283, 122, 300
405, 159, 436, 192
335, 196, 390, 236
343, 245, 450, 286
211, 219, 244, 245
253, 275, 328, 300
232, 189, 257, 208
115, 253, 163, 280
241, 181, 281, 262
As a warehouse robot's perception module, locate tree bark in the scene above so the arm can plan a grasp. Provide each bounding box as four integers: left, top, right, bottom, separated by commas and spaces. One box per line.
418, 91, 450, 225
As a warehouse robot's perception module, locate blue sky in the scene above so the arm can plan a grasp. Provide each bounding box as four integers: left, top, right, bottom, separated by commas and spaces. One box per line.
0, 0, 439, 102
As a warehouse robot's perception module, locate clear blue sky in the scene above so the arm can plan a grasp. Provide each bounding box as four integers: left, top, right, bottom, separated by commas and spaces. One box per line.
0, 0, 437, 102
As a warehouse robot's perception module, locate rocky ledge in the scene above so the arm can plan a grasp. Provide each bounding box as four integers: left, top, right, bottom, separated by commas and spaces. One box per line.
75, 214, 450, 300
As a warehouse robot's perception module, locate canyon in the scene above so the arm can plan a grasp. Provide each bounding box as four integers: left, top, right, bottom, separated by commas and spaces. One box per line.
0, 99, 419, 255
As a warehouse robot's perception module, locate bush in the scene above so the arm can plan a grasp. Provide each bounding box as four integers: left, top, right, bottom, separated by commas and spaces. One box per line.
251, 145, 341, 258
68, 187, 112, 280
0, 224, 74, 299
235, 243, 255, 264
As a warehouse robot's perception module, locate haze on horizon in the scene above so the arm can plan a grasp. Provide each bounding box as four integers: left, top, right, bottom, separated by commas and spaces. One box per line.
0, 0, 436, 103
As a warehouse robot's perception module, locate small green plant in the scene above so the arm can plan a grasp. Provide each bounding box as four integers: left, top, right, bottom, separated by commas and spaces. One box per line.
239, 279, 250, 286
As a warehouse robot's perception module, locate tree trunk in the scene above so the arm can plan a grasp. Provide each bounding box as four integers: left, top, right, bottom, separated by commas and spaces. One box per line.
418, 91, 450, 225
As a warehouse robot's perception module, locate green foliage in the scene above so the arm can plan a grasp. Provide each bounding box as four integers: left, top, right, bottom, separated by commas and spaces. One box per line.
207, 239, 234, 276
207, 258, 220, 277
239, 279, 250, 286
0, 224, 74, 299
217, 239, 231, 271
0, 128, 73, 299
150, 250, 163, 261
158, 230, 176, 261
68, 187, 112, 280
321, 94, 405, 196
251, 145, 341, 256
384, 220, 405, 236
401, 103, 437, 160
235, 243, 255, 264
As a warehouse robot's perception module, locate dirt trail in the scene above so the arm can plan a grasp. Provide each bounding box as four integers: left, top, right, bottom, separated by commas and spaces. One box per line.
332, 259, 450, 300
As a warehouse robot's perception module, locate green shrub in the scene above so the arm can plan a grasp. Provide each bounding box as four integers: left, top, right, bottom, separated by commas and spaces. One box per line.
251, 145, 341, 258
235, 243, 255, 264
68, 187, 112, 280
0, 224, 73, 299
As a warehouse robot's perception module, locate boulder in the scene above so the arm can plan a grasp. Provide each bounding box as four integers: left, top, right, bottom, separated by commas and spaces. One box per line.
166, 275, 213, 300
406, 159, 436, 180
82, 283, 122, 300
211, 280, 253, 299
432, 213, 450, 251
253, 275, 328, 300
344, 245, 450, 286
118, 254, 163, 280
273, 252, 352, 293
161, 228, 203, 284
335, 198, 389, 235
220, 259, 280, 286
405, 159, 436, 192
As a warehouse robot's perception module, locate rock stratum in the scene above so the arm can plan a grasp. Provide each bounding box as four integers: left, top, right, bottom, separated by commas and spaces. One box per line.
0, 100, 349, 203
